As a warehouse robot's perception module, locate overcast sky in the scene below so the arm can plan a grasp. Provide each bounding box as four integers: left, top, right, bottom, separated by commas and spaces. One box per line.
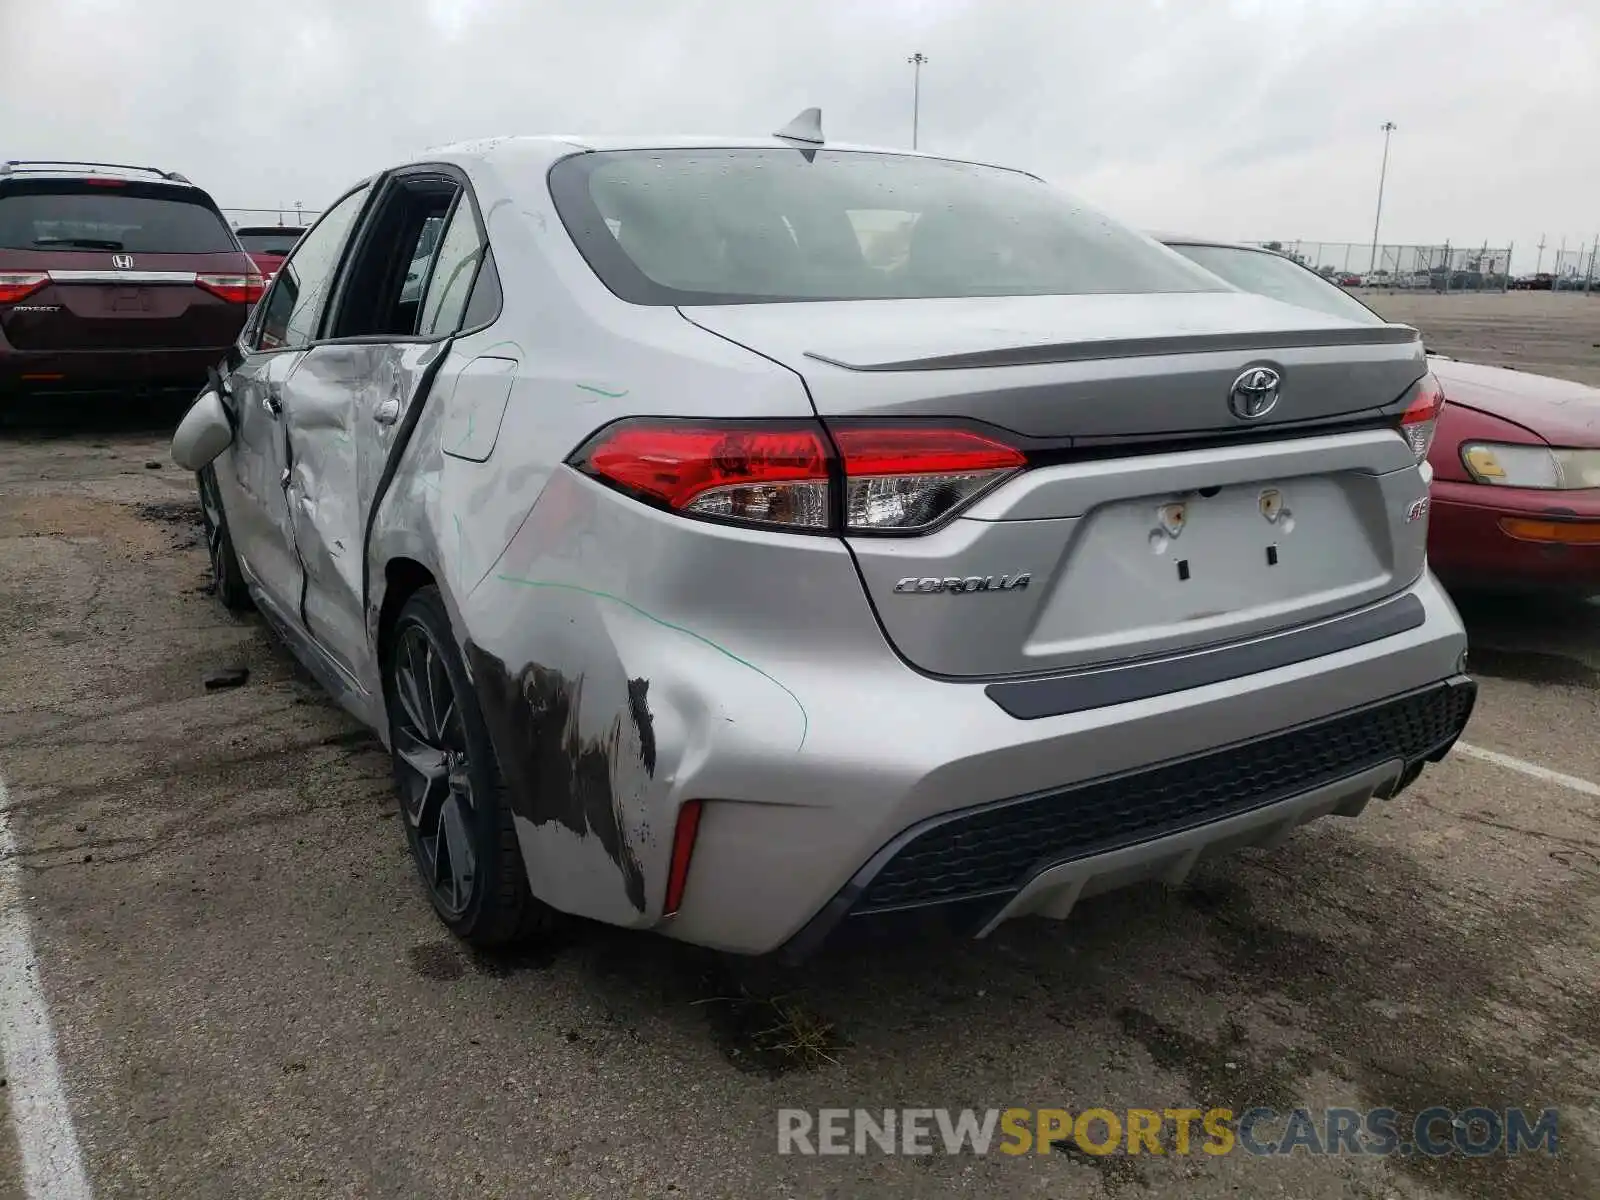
3, 0, 1595, 273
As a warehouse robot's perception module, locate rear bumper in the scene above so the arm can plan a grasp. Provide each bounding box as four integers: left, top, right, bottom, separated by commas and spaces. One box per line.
655, 572, 1471, 957
0, 346, 228, 395
1429, 479, 1600, 595
778, 675, 1474, 959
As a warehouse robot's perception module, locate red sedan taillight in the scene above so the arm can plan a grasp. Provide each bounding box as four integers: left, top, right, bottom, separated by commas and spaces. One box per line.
569, 419, 1027, 534
1398, 372, 1446, 463
196, 271, 266, 304
0, 272, 48, 303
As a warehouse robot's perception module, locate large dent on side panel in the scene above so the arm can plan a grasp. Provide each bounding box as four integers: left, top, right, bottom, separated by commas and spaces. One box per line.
457, 470, 811, 926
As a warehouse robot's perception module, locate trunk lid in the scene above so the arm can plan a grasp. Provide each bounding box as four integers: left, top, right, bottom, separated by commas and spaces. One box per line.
687, 292, 1432, 679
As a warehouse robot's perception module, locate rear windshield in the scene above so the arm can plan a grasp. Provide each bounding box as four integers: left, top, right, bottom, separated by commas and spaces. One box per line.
236, 230, 303, 255
0, 183, 237, 253
549, 149, 1223, 305
1167, 243, 1385, 325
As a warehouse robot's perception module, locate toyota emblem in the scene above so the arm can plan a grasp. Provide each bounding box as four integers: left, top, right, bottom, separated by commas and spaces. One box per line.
1229, 366, 1282, 420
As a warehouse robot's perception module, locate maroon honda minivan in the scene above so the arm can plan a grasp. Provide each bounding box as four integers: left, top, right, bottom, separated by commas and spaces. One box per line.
0, 161, 263, 401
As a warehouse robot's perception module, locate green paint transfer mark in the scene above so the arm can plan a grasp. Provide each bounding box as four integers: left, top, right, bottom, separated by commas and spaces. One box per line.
575, 383, 629, 398
494, 574, 808, 750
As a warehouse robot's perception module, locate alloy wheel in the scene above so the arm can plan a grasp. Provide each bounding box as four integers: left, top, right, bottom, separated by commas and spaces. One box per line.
197, 469, 228, 591
391, 623, 478, 918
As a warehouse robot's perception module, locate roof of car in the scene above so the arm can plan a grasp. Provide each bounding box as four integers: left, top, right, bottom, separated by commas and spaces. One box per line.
412, 133, 1035, 178
0, 160, 199, 187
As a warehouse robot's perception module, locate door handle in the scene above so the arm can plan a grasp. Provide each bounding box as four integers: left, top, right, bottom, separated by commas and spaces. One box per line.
374, 397, 401, 426
262, 390, 282, 418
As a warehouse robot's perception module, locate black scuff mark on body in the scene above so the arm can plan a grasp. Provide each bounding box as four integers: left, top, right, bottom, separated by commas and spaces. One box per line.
627, 677, 657, 775
467, 642, 648, 911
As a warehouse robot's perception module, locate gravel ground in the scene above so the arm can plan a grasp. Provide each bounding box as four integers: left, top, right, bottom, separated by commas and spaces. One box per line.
1, 294, 1597, 1199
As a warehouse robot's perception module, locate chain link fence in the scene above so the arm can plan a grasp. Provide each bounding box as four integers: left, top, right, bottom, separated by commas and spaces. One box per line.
1536, 243, 1600, 291
1250, 241, 1519, 292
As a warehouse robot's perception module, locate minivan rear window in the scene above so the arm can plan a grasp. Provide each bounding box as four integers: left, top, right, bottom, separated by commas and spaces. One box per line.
549, 148, 1223, 305
0, 183, 237, 253
236, 230, 303, 255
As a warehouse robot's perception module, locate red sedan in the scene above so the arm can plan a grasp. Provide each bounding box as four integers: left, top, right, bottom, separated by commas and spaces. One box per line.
1424, 357, 1600, 595
1161, 235, 1600, 597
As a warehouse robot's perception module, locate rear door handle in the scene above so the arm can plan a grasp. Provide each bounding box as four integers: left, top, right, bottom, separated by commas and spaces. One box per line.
374, 397, 401, 426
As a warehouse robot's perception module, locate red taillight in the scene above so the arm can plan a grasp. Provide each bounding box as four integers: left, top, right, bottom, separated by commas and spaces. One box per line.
196, 271, 266, 304
573, 420, 832, 530
1398, 372, 1446, 464
0, 271, 49, 303
83, 177, 126, 187
570, 418, 1028, 534
663, 800, 703, 917
833, 425, 1026, 532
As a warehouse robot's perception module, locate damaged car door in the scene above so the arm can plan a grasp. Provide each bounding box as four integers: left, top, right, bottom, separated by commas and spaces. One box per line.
214, 182, 372, 622
279, 173, 487, 694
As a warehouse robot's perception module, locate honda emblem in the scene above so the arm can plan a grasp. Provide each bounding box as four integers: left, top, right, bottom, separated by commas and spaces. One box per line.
112, 254, 134, 270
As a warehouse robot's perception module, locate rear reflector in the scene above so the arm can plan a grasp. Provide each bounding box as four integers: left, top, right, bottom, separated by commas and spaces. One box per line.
570, 418, 1028, 534
0, 271, 48, 303
196, 271, 266, 304
1398, 372, 1446, 464
663, 800, 703, 916
1498, 517, 1600, 545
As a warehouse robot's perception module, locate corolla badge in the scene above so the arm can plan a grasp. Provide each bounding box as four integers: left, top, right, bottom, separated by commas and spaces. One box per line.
893, 573, 1031, 595
1229, 366, 1281, 420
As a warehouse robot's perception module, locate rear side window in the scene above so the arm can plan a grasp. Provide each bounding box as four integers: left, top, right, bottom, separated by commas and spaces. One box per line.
418, 200, 486, 335
549, 148, 1222, 305
0, 183, 236, 253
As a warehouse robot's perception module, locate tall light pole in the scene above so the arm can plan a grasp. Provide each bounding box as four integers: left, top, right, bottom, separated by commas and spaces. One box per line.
908, 52, 929, 149
1368, 121, 1396, 275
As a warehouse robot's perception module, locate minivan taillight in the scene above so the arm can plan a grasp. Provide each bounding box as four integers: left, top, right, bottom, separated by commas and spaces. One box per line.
569, 419, 1027, 534
1398, 372, 1446, 464
196, 272, 266, 304
0, 272, 48, 303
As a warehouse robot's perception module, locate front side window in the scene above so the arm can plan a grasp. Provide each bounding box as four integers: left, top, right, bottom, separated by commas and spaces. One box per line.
549, 148, 1223, 305
1168, 243, 1386, 325
258, 184, 371, 350
418, 200, 486, 335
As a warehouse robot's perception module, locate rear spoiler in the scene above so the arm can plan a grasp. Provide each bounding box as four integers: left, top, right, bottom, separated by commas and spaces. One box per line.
805, 324, 1422, 373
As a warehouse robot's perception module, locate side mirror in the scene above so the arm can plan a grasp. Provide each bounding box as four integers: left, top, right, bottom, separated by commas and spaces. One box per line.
172, 389, 235, 471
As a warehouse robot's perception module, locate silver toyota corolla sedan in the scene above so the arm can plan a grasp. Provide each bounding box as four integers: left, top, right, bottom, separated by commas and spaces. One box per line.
172, 112, 1476, 959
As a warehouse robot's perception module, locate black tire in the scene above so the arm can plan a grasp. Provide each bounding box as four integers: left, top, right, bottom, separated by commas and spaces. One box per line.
196, 465, 253, 612
384, 585, 555, 948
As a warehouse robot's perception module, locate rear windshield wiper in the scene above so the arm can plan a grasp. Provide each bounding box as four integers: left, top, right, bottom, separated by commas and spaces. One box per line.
31, 237, 126, 250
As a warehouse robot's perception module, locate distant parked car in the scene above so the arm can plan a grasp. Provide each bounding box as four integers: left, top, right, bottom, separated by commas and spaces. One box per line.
1512, 273, 1555, 291
233, 225, 305, 281
167, 126, 1474, 959
1337, 273, 1363, 287
1165, 236, 1600, 597
0, 159, 262, 403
